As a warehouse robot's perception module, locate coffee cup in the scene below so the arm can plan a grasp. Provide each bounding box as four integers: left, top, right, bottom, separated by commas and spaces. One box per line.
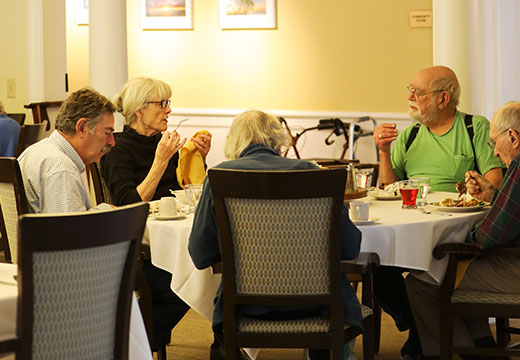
159, 197, 177, 217
350, 200, 370, 221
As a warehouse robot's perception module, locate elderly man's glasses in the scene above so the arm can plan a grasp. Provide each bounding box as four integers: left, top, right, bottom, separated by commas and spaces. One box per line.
486, 129, 509, 149
406, 85, 446, 99
147, 99, 171, 108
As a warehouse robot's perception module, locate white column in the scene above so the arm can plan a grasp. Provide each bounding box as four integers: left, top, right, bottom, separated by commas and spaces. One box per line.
89, 0, 128, 131
433, 0, 520, 119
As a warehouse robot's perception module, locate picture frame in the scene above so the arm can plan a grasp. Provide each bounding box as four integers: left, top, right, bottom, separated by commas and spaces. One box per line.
219, 0, 277, 29
75, 0, 89, 25
140, 0, 193, 30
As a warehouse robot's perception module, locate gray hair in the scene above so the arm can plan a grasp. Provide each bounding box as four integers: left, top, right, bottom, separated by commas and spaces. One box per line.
493, 101, 520, 132
0, 100, 5, 115
430, 76, 460, 108
114, 77, 172, 126
224, 110, 291, 160
55, 87, 115, 134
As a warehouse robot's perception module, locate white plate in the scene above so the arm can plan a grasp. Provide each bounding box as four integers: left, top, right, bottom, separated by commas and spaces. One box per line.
429, 204, 486, 212
370, 194, 402, 200
352, 217, 380, 225
153, 214, 187, 220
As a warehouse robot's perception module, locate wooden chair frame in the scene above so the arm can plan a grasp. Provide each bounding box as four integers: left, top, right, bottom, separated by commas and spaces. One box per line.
209, 168, 377, 360
15, 121, 47, 157
0, 157, 30, 263
433, 243, 520, 359
0, 203, 149, 359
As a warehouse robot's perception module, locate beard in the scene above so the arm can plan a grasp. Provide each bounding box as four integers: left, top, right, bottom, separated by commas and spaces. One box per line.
408, 99, 439, 127
101, 145, 112, 155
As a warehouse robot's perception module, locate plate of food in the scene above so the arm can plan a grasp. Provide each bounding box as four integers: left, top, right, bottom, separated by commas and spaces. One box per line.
368, 182, 401, 200
429, 197, 488, 212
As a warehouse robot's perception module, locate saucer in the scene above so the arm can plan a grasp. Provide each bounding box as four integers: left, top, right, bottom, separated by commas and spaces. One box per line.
352, 217, 380, 225
153, 214, 186, 220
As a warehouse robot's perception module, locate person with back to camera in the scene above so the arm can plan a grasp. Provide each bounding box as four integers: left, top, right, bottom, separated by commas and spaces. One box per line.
371, 66, 505, 359
100, 77, 212, 352
0, 100, 21, 157
188, 109, 363, 360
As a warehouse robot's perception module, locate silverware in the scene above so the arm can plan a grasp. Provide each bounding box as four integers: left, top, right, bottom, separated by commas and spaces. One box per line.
418, 208, 431, 214
173, 118, 189, 131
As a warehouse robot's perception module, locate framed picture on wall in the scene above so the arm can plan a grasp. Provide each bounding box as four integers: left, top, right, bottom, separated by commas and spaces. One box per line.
75, 0, 89, 25
219, 0, 277, 29
140, 0, 193, 29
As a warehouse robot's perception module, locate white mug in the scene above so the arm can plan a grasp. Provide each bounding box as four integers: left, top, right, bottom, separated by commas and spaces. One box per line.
350, 200, 370, 221
159, 197, 178, 217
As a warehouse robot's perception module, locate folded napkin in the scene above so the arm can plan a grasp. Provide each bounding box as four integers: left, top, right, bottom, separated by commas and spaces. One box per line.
176, 130, 210, 188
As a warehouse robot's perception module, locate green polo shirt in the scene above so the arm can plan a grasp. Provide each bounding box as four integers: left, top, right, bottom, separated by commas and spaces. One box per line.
391, 111, 504, 192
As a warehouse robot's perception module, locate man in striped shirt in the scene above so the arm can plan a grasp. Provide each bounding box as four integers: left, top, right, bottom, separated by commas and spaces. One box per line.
406, 101, 520, 359
18, 87, 116, 214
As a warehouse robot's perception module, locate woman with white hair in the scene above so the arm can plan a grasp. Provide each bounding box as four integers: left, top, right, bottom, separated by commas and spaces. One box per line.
100, 78, 211, 351
188, 109, 362, 360
100, 77, 211, 205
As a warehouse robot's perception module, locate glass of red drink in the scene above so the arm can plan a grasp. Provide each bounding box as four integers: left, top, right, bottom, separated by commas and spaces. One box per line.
399, 180, 419, 209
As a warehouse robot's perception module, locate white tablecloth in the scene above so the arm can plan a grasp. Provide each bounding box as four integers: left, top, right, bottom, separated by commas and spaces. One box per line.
0, 262, 152, 360
357, 192, 487, 283
145, 213, 221, 321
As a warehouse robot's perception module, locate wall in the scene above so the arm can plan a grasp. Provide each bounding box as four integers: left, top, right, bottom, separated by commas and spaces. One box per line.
67, 0, 432, 113
65, 0, 432, 167
0, 0, 29, 116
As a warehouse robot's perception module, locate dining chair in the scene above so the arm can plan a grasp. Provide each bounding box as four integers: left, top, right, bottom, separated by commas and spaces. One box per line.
0, 157, 30, 263
135, 243, 169, 360
0, 202, 149, 359
433, 242, 520, 359
87, 161, 112, 205
86, 162, 166, 358
208, 168, 378, 360
15, 120, 48, 157
6, 113, 26, 125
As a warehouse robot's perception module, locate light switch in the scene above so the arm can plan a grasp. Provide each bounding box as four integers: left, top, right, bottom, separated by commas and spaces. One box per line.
7, 78, 16, 98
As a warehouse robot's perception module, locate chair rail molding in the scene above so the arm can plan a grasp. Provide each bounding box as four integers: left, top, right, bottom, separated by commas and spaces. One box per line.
167, 108, 411, 168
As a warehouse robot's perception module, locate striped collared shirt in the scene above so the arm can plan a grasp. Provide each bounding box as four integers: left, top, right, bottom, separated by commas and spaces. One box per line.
18, 130, 92, 214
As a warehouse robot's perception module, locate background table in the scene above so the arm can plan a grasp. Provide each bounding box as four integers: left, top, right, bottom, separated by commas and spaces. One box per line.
356, 192, 487, 282
0, 262, 152, 360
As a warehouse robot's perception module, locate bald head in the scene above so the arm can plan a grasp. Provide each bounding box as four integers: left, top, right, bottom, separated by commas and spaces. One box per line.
414, 66, 461, 108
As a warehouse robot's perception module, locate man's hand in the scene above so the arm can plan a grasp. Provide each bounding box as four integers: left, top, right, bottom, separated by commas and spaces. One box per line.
465, 170, 495, 203
374, 123, 398, 154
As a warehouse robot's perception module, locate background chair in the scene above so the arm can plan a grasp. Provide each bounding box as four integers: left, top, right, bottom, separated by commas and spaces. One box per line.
0, 202, 149, 359
6, 113, 26, 125
433, 242, 520, 359
15, 120, 48, 157
0, 157, 30, 263
208, 168, 377, 360
87, 161, 168, 359
87, 162, 113, 205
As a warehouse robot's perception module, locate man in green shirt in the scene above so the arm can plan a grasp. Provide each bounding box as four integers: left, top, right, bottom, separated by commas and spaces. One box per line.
375, 65, 503, 191
371, 66, 504, 359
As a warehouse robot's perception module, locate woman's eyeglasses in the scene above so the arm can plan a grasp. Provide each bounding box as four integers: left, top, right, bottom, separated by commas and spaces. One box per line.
147, 99, 171, 108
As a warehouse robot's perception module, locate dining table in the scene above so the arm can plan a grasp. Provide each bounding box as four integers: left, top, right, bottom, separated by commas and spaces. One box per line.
0, 262, 152, 360
142, 191, 488, 358
353, 191, 488, 283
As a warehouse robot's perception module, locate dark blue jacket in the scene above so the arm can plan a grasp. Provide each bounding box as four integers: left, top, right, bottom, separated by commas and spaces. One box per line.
188, 143, 363, 328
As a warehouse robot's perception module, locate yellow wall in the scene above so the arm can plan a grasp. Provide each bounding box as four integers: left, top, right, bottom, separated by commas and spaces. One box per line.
67, 0, 432, 113
0, 0, 29, 116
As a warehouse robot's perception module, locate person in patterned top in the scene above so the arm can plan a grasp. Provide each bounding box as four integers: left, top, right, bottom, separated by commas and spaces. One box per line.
406, 101, 520, 359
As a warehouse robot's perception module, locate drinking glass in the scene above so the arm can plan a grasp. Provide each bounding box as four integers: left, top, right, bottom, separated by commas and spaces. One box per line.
410, 177, 430, 206
185, 184, 203, 213
399, 180, 419, 209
